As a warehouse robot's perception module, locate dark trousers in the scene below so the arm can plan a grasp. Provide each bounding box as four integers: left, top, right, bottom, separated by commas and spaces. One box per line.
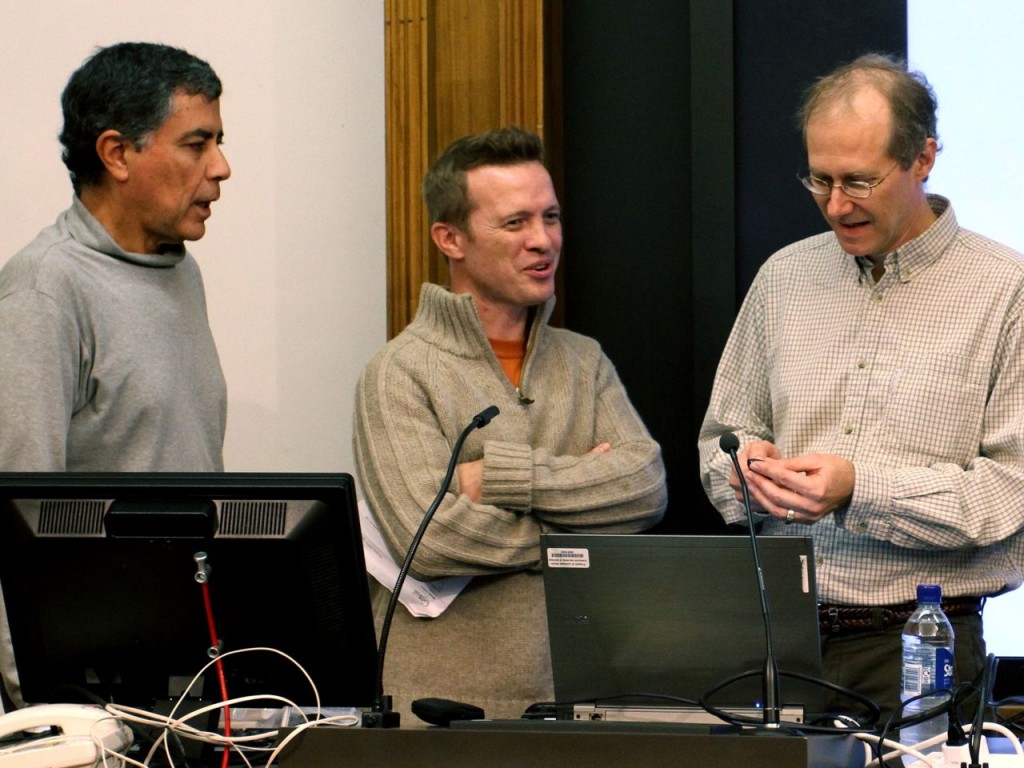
821, 612, 986, 726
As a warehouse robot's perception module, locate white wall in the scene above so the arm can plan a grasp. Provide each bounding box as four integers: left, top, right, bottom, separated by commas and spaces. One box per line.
0, 1, 387, 475
909, 1, 1024, 658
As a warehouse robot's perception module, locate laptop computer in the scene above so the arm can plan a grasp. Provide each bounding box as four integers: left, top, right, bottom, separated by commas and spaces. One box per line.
541, 533, 825, 724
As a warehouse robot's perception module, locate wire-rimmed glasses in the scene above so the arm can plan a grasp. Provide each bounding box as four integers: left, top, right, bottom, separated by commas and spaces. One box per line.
798, 162, 900, 199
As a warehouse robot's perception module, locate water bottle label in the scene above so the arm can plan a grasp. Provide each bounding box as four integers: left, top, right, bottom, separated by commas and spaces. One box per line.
936, 647, 954, 690
902, 638, 954, 696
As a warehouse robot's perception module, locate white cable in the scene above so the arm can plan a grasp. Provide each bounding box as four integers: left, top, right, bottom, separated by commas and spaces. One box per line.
849, 721, 1024, 767
830, 717, 931, 767
82, 708, 134, 768
109, 693, 303, 745
101, 646, 326, 767
82, 644, 362, 767
261, 711, 361, 767
98, 740, 148, 768
167, 646, 314, 766
852, 730, 936, 767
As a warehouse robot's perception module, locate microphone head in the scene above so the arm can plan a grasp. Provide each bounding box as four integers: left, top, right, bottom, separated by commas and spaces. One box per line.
718, 431, 740, 454
474, 405, 500, 428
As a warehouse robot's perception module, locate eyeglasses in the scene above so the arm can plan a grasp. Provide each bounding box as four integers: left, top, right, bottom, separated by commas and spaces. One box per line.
798, 162, 900, 199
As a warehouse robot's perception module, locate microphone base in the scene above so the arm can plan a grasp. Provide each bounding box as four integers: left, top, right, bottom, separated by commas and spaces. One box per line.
738, 724, 805, 737
362, 697, 401, 729
361, 710, 401, 728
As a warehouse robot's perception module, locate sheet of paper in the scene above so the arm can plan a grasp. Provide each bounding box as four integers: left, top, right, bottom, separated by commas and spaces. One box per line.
359, 498, 470, 618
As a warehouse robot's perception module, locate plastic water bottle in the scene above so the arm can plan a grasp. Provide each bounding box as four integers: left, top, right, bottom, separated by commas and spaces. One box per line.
900, 584, 955, 760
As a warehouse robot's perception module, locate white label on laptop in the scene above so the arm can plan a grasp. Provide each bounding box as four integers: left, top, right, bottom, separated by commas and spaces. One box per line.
800, 555, 809, 593
547, 547, 591, 568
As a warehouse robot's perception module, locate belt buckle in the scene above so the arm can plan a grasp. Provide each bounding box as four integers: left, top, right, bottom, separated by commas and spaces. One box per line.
873, 606, 890, 630
827, 606, 840, 634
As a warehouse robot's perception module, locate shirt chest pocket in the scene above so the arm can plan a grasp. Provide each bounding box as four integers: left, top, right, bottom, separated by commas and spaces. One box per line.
881, 354, 987, 465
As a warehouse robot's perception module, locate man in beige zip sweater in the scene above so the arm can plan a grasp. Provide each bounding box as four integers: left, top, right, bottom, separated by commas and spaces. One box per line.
354, 127, 667, 725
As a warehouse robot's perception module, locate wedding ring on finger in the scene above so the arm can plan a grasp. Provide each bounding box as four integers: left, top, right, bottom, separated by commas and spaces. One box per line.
785, 509, 796, 524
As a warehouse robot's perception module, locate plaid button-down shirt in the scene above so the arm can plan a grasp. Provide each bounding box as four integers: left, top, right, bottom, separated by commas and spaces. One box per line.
700, 195, 1024, 605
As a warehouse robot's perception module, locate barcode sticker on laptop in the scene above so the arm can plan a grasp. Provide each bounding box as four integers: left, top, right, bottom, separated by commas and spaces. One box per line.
546, 547, 591, 568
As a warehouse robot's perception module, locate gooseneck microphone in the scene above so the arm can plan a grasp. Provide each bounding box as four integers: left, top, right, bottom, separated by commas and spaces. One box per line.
718, 432, 782, 728
362, 405, 500, 728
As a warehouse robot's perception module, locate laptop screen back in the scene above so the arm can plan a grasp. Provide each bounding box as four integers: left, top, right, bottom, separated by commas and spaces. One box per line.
541, 533, 824, 717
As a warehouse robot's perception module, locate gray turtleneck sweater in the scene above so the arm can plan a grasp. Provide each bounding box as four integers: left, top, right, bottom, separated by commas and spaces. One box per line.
354, 282, 666, 724
0, 196, 227, 707
0, 196, 226, 472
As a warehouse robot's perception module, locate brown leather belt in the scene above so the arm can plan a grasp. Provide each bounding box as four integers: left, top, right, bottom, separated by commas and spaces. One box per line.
818, 596, 983, 635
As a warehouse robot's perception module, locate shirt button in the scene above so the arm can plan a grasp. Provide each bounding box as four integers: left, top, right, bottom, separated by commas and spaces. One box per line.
844, 426, 854, 435
857, 361, 866, 369
856, 522, 868, 533
871, 293, 883, 303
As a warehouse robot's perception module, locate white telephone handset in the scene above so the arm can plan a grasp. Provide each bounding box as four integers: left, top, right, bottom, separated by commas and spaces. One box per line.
0, 703, 132, 768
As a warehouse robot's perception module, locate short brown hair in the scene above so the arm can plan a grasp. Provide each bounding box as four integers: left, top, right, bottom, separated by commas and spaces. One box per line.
798, 53, 939, 169
423, 126, 544, 230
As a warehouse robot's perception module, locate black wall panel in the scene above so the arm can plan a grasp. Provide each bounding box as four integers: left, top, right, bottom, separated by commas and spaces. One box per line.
557, 1, 908, 533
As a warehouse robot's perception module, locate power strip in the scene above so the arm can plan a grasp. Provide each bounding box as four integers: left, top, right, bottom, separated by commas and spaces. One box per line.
906, 754, 1024, 768
981, 757, 1024, 768
903, 737, 1024, 768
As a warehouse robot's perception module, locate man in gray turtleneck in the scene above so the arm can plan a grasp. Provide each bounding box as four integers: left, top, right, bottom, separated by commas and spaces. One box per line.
0, 42, 231, 472
0, 41, 232, 710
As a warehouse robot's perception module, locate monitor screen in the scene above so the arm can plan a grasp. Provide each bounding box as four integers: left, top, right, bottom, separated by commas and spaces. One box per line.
0, 472, 377, 712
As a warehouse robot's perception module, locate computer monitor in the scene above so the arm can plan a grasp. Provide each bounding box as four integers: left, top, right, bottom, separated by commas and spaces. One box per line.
0, 472, 377, 712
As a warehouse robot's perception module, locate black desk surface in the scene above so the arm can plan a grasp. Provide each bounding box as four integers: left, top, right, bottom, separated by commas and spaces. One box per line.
276, 720, 865, 768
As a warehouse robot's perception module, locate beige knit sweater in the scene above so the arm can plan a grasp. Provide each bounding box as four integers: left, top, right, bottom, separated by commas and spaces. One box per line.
354, 283, 667, 725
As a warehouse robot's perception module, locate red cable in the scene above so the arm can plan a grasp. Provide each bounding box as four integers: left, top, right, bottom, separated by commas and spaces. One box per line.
201, 581, 232, 768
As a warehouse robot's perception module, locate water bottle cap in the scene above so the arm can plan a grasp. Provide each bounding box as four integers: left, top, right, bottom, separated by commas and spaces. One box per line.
916, 584, 942, 603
